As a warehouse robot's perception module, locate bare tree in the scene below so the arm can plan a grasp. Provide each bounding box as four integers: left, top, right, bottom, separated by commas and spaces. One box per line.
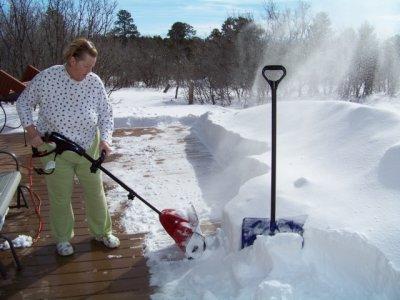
74, 0, 116, 38
0, 0, 42, 75
376, 35, 400, 96
40, 0, 76, 67
345, 23, 379, 100
167, 21, 196, 99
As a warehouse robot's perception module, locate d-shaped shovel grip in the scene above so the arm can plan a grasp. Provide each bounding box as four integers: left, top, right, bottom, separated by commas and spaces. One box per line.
262, 65, 286, 90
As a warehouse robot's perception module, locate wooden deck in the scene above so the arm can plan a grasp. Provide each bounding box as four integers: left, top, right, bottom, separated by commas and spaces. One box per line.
0, 132, 152, 299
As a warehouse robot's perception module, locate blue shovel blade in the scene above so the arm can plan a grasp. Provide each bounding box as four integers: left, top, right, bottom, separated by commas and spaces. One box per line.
241, 217, 305, 249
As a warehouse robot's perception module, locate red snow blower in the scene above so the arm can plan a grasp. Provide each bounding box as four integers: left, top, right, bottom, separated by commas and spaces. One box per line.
33, 132, 206, 259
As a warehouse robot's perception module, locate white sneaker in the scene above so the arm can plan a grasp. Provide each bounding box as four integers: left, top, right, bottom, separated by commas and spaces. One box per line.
95, 234, 120, 249
56, 242, 74, 256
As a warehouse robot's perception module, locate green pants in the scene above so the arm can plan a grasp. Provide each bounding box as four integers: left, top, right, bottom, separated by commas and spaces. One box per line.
39, 132, 112, 242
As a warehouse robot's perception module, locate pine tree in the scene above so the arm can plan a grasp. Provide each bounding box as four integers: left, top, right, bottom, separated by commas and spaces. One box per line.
112, 9, 139, 41
167, 22, 196, 42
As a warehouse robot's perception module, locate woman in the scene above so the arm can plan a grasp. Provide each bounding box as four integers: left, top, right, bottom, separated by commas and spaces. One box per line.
16, 38, 120, 256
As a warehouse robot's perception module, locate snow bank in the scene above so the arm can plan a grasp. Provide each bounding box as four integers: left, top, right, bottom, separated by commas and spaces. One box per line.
151, 229, 400, 299
197, 101, 400, 257
111, 87, 230, 128
183, 100, 400, 299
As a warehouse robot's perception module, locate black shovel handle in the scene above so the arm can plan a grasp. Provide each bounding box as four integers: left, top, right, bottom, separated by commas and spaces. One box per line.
262, 65, 286, 90
262, 65, 286, 233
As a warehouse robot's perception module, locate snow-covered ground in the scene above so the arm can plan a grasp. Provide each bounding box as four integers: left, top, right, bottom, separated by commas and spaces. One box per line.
106, 88, 400, 299
2, 87, 400, 299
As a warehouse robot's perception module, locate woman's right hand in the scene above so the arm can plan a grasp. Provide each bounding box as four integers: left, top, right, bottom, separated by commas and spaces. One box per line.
26, 124, 43, 148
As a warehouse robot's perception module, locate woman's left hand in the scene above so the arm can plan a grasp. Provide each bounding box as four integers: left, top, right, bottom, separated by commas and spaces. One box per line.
99, 140, 112, 158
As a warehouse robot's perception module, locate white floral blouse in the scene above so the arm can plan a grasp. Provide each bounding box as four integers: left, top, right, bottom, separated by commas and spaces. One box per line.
16, 65, 113, 150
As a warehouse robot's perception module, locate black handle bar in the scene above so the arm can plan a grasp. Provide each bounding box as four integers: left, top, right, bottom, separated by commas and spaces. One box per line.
262, 65, 286, 90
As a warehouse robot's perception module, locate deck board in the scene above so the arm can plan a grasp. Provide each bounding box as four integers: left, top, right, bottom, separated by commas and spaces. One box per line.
0, 132, 152, 299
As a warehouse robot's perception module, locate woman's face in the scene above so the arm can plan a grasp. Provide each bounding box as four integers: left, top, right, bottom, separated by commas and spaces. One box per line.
68, 54, 97, 81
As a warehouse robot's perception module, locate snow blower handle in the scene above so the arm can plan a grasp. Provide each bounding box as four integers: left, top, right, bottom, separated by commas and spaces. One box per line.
90, 150, 106, 173
47, 132, 86, 156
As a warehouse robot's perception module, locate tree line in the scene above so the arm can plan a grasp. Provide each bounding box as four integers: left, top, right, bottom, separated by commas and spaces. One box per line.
1, 0, 399, 105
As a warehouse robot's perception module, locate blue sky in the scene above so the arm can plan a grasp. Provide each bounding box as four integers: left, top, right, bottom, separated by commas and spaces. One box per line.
116, 0, 400, 38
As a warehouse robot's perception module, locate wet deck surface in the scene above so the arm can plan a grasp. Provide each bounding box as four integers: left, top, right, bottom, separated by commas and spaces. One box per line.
0, 132, 152, 299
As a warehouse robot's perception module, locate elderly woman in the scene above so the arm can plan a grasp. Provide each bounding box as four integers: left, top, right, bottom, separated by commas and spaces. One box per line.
16, 38, 119, 256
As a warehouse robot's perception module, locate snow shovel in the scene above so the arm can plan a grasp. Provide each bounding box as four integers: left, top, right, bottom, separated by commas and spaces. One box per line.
33, 131, 206, 259
241, 65, 304, 249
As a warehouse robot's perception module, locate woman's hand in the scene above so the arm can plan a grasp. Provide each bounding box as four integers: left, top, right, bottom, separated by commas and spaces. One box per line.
99, 140, 112, 158
26, 124, 43, 147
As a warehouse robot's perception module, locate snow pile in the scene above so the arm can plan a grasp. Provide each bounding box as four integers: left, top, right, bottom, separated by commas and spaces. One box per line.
204, 102, 400, 258
0, 235, 33, 250
105, 89, 400, 299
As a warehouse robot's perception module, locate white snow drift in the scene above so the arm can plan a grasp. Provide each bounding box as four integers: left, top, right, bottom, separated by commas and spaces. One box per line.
106, 90, 400, 299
